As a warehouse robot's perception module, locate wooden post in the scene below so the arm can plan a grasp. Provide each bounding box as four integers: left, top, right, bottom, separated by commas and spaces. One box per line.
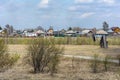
103, 35, 107, 48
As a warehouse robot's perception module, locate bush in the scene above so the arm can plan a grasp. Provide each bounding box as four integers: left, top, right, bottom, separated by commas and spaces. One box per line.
116, 55, 120, 66
26, 38, 64, 75
103, 55, 111, 71
0, 39, 20, 72
90, 54, 100, 73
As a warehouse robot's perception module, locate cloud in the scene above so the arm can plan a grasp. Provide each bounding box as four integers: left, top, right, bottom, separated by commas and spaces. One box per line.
68, 5, 89, 11
0, 0, 25, 12
38, 0, 49, 8
75, 0, 115, 4
75, 0, 94, 3
39, 14, 57, 19
99, 0, 115, 4
80, 12, 95, 18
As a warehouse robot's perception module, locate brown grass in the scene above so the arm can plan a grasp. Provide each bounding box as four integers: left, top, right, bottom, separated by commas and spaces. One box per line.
64, 45, 120, 57
8, 44, 120, 57
0, 45, 119, 80
0, 56, 120, 80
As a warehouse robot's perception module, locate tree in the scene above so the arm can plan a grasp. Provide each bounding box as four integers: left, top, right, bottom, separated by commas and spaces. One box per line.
103, 21, 109, 32
49, 26, 53, 30
5, 24, 14, 35
68, 27, 72, 30
36, 26, 44, 31
0, 26, 2, 30
72, 27, 81, 32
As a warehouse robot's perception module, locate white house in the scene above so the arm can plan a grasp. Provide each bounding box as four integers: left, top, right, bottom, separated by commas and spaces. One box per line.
65, 30, 76, 36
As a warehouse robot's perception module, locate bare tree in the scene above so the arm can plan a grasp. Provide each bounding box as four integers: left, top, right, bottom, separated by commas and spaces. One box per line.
103, 21, 109, 32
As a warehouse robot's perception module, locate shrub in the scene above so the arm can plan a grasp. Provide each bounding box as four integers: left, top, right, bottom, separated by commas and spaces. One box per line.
0, 39, 20, 72
9, 54, 20, 66
90, 54, 100, 73
103, 55, 111, 71
116, 55, 120, 66
26, 38, 64, 75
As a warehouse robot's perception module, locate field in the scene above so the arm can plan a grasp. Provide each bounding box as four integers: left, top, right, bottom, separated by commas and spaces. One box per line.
8, 44, 120, 57
0, 44, 120, 80
2, 37, 120, 45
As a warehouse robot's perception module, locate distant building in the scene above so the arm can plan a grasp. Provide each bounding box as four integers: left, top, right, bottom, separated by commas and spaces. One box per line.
47, 27, 54, 36
65, 30, 76, 37
54, 29, 66, 37
81, 30, 93, 37
107, 29, 114, 36
23, 30, 37, 37
35, 30, 45, 37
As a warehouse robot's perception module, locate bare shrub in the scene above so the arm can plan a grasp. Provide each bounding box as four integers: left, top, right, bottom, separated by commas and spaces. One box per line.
0, 39, 20, 72
90, 54, 100, 73
65, 57, 85, 80
116, 55, 120, 66
26, 38, 64, 75
103, 55, 111, 71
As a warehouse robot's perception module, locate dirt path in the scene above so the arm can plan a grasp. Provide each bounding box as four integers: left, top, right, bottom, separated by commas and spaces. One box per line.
64, 54, 119, 63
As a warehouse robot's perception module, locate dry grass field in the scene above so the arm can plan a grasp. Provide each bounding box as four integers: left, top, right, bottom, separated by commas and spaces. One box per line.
0, 45, 120, 80
64, 45, 120, 57
8, 45, 120, 57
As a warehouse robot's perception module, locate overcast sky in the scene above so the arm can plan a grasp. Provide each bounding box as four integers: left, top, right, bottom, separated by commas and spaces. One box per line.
0, 0, 120, 30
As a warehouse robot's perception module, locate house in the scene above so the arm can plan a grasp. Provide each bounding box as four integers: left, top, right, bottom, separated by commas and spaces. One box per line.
53, 31, 60, 37
59, 29, 66, 37
54, 29, 66, 37
65, 30, 76, 37
35, 30, 45, 37
81, 30, 93, 37
107, 29, 114, 36
23, 30, 37, 37
111, 27, 120, 35
47, 27, 54, 36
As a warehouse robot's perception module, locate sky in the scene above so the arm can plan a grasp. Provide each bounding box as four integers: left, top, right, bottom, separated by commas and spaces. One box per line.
0, 0, 120, 30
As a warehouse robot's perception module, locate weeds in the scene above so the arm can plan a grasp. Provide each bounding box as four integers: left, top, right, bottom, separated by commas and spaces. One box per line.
103, 55, 111, 71
0, 39, 20, 72
90, 54, 100, 73
26, 38, 64, 75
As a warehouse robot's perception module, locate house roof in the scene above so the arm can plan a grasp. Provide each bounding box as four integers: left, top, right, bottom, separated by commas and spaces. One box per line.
82, 30, 91, 34
96, 30, 108, 35
66, 30, 76, 34
108, 29, 113, 32
36, 30, 45, 34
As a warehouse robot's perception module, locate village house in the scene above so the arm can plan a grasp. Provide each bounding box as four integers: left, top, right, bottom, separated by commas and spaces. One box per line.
35, 30, 45, 37
53, 29, 66, 37
47, 27, 54, 36
81, 30, 93, 37
65, 30, 76, 37
23, 30, 37, 37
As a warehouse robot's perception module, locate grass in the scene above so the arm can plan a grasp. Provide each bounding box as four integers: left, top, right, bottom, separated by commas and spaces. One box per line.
8, 44, 120, 57
0, 36, 119, 80
0, 56, 120, 80
1, 36, 120, 45
0, 44, 119, 79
